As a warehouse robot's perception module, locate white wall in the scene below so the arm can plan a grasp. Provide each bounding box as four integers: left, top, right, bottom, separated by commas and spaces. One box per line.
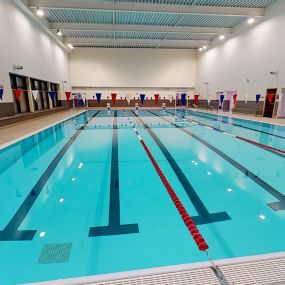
196, 0, 285, 105
0, 0, 70, 103
70, 48, 196, 98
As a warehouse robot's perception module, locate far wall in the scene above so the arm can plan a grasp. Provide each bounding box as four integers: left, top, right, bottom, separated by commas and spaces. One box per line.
69, 48, 197, 99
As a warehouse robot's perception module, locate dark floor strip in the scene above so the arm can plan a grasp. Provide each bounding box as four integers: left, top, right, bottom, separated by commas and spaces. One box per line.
166, 110, 285, 159
184, 110, 285, 140
0, 111, 100, 241
149, 110, 285, 212
132, 111, 230, 225
89, 111, 139, 237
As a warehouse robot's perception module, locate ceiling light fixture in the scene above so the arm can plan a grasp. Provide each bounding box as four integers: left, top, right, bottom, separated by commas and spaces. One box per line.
202, 45, 207, 50
67, 43, 74, 50
56, 29, 62, 36
248, 17, 255, 24
219, 34, 225, 40
198, 47, 203, 52
36, 7, 44, 17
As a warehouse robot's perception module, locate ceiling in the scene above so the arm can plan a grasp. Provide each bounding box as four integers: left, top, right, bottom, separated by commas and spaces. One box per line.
24, 0, 277, 49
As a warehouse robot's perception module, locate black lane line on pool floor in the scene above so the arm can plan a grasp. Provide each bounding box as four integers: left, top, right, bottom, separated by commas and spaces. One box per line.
89, 111, 139, 237
0, 111, 100, 241
183, 109, 285, 140
149, 110, 285, 212
166, 110, 285, 159
131, 111, 231, 225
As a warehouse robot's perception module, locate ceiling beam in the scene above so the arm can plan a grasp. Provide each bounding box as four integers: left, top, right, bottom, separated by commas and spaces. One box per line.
28, 0, 265, 17
66, 38, 211, 47
51, 23, 232, 35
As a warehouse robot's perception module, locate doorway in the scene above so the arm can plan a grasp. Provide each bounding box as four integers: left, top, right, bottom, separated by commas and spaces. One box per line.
263, 88, 277, 118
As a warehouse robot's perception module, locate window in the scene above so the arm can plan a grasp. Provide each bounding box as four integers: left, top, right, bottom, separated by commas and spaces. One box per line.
31, 78, 50, 110
50, 82, 61, 108
9, 73, 30, 114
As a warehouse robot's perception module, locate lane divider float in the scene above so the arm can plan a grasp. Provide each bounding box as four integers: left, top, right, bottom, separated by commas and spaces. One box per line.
123, 110, 209, 251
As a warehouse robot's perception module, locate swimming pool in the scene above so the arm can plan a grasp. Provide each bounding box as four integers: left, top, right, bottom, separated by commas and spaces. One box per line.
0, 109, 285, 285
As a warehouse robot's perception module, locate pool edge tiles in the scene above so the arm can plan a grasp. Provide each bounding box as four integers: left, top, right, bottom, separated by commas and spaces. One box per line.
21, 251, 285, 285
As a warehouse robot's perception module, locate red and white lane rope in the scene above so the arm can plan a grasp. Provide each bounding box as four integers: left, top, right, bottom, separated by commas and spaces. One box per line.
235, 136, 285, 154
124, 111, 208, 252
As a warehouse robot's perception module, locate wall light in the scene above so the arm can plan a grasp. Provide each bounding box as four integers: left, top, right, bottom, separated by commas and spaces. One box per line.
67, 43, 74, 50
248, 17, 255, 24
36, 7, 44, 17
56, 29, 63, 36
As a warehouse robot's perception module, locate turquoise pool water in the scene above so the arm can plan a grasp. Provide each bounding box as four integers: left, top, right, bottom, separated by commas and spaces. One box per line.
0, 109, 285, 285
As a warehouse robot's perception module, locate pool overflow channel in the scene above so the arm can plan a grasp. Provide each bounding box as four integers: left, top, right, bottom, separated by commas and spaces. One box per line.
123, 110, 230, 285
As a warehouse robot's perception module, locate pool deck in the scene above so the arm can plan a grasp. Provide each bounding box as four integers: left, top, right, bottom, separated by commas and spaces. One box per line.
0, 109, 86, 149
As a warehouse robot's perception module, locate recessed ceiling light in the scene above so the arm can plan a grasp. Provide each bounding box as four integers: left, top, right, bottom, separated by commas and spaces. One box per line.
202, 45, 207, 50
194, 162, 198, 166
36, 7, 44, 17
71, 177, 76, 182
207, 172, 212, 176
56, 29, 62, 36
39, 231, 46, 237
227, 188, 233, 192
59, 198, 64, 203
248, 17, 255, 24
78, 162, 83, 169
219, 34, 225, 40
198, 47, 203, 52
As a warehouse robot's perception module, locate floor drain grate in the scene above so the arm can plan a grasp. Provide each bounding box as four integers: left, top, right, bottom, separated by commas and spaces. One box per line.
87, 269, 219, 285
38, 243, 72, 264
